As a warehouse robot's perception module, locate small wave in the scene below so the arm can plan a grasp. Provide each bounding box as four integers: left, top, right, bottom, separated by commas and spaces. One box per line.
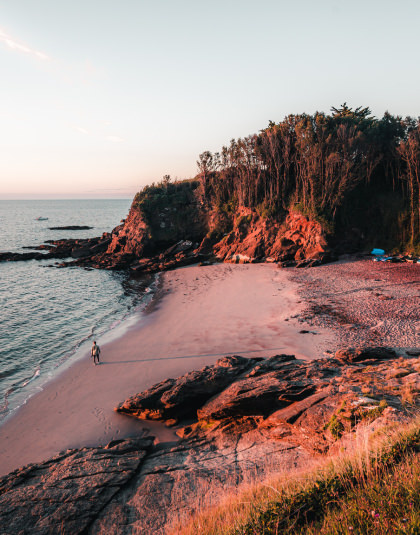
21, 368, 41, 387
54, 274, 159, 369
0, 366, 41, 415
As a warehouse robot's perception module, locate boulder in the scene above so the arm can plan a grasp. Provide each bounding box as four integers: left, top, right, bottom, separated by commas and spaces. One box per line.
116, 355, 259, 421
335, 347, 397, 364
197, 372, 314, 421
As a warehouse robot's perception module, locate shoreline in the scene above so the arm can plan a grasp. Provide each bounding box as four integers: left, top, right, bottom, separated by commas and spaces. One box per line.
0, 271, 160, 428
0, 263, 335, 476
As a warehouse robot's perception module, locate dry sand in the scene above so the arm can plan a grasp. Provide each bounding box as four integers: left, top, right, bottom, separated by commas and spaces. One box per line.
292, 258, 420, 351
0, 263, 336, 476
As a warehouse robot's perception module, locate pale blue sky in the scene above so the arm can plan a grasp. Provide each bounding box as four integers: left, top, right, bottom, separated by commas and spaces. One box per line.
0, 0, 419, 198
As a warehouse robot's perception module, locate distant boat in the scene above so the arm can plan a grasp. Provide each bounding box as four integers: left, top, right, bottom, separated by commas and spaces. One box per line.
35, 217, 48, 221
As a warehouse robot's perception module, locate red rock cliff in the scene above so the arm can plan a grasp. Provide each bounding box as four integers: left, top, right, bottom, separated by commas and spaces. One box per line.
212, 208, 331, 266
92, 182, 333, 271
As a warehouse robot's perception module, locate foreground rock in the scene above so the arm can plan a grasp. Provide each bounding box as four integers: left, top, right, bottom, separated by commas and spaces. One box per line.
2, 348, 418, 534
0, 437, 154, 535
116, 355, 259, 422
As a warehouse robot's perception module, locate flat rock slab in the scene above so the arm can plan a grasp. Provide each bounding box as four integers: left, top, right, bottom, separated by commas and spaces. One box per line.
0, 437, 153, 535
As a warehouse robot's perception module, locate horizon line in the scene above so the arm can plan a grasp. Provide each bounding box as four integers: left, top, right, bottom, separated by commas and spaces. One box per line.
0, 197, 133, 201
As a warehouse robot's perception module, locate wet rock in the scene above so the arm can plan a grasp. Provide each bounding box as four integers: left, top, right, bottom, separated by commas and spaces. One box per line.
0, 251, 47, 261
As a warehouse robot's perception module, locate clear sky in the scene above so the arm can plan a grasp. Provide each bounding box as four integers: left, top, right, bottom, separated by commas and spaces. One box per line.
1, 0, 420, 199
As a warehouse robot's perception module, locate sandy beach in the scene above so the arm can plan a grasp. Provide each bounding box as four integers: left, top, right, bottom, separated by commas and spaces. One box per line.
0, 263, 335, 476
292, 258, 420, 350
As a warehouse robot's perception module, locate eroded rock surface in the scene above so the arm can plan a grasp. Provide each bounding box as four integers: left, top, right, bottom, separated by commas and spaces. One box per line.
0, 437, 154, 535
2, 348, 419, 534
214, 210, 333, 267
116, 355, 259, 422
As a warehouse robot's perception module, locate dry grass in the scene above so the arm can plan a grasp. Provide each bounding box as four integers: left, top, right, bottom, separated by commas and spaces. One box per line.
170, 419, 420, 535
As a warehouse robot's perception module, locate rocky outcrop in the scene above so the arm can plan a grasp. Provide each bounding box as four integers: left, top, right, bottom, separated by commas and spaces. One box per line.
0, 180, 337, 271
116, 355, 259, 423
48, 226, 93, 230
0, 235, 112, 263
0, 178, 337, 271
1, 348, 418, 534
0, 437, 154, 535
118, 347, 418, 440
213, 209, 333, 266
76, 182, 209, 271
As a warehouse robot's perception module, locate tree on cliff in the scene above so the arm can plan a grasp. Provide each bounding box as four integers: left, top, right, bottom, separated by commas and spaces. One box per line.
193, 104, 419, 249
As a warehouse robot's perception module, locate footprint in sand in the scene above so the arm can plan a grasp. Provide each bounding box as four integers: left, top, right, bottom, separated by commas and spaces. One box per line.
92, 407, 106, 423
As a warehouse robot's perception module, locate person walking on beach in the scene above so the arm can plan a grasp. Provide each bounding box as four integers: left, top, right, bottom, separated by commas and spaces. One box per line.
91, 341, 101, 365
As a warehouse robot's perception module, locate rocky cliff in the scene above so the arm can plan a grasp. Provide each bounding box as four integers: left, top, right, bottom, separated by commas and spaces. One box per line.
0, 180, 334, 271
80, 182, 333, 271
212, 208, 332, 266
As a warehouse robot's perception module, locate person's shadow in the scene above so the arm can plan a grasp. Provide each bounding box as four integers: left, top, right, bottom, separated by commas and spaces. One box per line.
99, 346, 288, 365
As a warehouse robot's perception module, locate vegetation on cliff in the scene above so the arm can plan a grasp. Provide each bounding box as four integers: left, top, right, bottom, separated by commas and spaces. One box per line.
130, 105, 420, 255
194, 104, 420, 251
133, 177, 200, 223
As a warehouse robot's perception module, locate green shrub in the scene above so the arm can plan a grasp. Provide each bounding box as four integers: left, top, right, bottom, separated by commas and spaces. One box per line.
328, 414, 345, 439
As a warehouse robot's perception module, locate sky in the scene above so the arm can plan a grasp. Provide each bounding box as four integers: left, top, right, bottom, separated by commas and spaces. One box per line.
1, 0, 420, 199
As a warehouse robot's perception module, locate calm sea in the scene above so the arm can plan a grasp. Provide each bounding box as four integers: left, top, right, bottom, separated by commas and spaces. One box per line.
0, 199, 155, 424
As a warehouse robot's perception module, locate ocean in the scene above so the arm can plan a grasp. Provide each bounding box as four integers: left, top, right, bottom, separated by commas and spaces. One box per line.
0, 199, 156, 424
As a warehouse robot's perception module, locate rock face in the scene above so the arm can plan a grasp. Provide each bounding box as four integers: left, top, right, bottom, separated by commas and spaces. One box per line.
92, 204, 332, 271
0, 182, 335, 271
1, 347, 418, 534
214, 209, 332, 266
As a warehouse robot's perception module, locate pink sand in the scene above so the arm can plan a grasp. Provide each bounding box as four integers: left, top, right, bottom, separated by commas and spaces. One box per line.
0, 263, 335, 476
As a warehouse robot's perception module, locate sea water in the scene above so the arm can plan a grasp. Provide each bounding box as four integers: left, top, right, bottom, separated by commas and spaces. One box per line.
0, 199, 155, 423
